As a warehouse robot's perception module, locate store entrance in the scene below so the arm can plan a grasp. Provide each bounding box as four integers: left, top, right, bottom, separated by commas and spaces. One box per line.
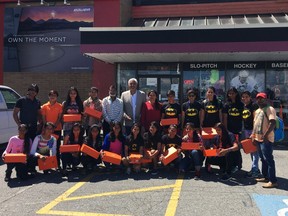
138, 76, 181, 102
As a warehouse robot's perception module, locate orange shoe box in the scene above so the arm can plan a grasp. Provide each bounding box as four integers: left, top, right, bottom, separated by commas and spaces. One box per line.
162, 147, 178, 166
81, 144, 100, 159
38, 156, 58, 170
84, 107, 102, 119
160, 118, 178, 126
141, 158, 152, 164
60, 144, 80, 153
241, 139, 257, 154
201, 127, 217, 139
102, 151, 122, 165
203, 149, 220, 157
181, 142, 202, 150
63, 114, 82, 122
4, 153, 27, 163
129, 153, 142, 164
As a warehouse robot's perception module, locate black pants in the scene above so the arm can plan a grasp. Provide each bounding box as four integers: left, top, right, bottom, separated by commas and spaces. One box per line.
102, 121, 111, 139
81, 155, 101, 169
61, 153, 80, 170
206, 151, 237, 174
54, 130, 62, 168
6, 163, 28, 179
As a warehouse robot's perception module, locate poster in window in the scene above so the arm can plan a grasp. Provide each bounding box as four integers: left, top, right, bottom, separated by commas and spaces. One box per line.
226, 62, 265, 97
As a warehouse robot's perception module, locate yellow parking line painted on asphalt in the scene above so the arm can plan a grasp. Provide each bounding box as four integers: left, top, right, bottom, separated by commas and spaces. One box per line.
164, 175, 184, 216
37, 172, 184, 216
64, 184, 175, 201
43, 210, 130, 216
37, 173, 96, 215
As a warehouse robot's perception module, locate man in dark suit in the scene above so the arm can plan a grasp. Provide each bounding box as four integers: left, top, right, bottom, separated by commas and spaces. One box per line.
121, 78, 146, 135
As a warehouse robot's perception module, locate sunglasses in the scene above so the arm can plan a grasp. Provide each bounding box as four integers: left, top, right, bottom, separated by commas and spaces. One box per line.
188, 94, 195, 97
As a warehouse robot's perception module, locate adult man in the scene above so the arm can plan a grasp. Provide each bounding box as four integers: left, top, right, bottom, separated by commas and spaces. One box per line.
230, 70, 258, 93
13, 84, 41, 140
251, 92, 278, 188
121, 78, 146, 135
102, 85, 123, 138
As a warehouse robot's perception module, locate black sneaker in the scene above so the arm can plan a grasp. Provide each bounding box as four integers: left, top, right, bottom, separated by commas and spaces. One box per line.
246, 169, 261, 178
4, 176, 10, 182
220, 174, 231, 181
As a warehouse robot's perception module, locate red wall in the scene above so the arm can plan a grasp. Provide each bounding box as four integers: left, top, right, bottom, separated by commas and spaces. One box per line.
0, 4, 4, 84
132, 0, 288, 18
93, 0, 120, 98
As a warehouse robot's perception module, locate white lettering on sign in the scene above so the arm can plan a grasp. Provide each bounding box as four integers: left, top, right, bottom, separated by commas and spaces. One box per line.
272, 63, 288, 68
190, 64, 218, 69
234, 63, 257, 69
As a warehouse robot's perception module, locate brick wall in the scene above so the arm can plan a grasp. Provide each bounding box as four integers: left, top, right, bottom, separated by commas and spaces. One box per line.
3, 72, 94, 104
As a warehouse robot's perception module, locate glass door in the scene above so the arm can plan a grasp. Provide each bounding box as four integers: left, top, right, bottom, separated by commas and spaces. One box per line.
139, 77, 180, 102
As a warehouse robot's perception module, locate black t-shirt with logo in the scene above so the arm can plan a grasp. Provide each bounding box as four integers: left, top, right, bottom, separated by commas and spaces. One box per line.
222, 101, 244, 134
201, 99, 223, 127
182, 101, 202, 128
242, 102, 258, 130
161, 102, 181, 119
161, 134, 182, 149
143, 132, 162, 150
125, 135, 144, 154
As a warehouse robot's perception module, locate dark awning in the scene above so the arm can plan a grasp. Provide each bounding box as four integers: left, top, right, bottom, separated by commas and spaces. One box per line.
80, 14, 288, 63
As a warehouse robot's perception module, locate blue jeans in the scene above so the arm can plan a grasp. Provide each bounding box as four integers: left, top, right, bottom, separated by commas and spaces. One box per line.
256, 141, 277, 183
243, 130, 259, 171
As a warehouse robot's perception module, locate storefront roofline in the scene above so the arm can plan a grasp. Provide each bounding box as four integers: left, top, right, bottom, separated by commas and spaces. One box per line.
82, 51, 288, 64
80, 23, 288, 63
80, 23, 288, 32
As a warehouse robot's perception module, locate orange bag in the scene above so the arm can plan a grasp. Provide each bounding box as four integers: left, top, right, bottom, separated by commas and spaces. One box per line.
60, 144, 80, 153
102, 151, 122, 165
160, 118, 178, 126
4, 153, 27, 163
181, 142, 202, 150
81, 144, 100, 159
201, 127, 217, 139
38, 156, 58, 170
84, 107, 102, 119
203, 149, 220, 157
162, 147, 178, 166
241, 139, 257, 154
63, 114, 81, 122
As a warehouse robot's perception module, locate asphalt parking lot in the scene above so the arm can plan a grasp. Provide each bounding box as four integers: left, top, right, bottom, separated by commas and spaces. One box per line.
0, 144, 287, 216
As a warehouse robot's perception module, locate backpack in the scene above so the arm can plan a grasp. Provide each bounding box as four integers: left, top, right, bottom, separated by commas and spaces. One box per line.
263, 107, 284, 142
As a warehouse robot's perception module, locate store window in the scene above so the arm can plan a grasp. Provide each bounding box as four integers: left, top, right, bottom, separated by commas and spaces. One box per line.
266, 62, 288, 127
183, 63, 225, 101
117, 64, 137, 95
226, 62, 265, 98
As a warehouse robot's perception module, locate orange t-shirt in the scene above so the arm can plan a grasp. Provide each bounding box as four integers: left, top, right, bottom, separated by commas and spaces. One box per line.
41, 102, 63, 131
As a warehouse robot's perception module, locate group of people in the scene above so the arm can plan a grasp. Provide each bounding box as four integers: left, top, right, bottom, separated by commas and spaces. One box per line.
2, 78, 278, 188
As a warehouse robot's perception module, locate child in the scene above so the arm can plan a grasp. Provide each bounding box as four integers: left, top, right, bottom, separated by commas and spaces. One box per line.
182, 122, 203, 179
2, 124, 31, 181
123, 123, 144, 174
81, 124, 102, 174
29, 122, 57, 174
143, 121, 162, 175
101, 122, 126, 171
61, 123, 85, 176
